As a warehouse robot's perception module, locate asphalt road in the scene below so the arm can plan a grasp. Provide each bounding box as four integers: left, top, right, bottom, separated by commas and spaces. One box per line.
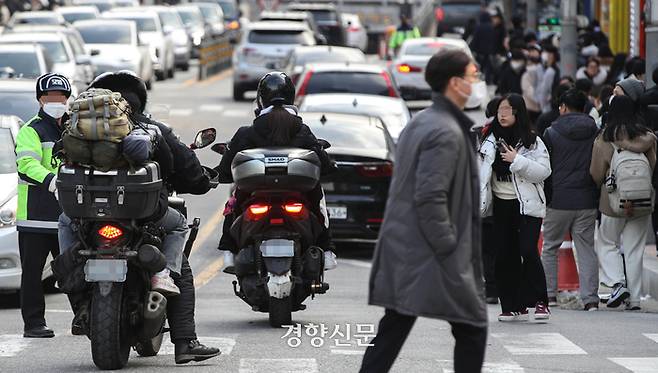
2, 67, 658, 373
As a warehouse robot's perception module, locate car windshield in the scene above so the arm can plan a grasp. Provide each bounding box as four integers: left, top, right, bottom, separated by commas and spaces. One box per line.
307, 119, 386, 150
16, 16, 59, 25
309, 10, 337, 23
297, 51, 363, 66
114, 16, 157, 32
158, 11, 183, 29
62, 12, 96, 23
0, 91, 39, 122
249, 30, 313, 45
199, 6, 222, 23
0, 129, 16, 174
404, 42, 463, 56
77, 25, 131, 44
306, 72, 390, 96
0, 51, 42, 78
89, 3, 113, 12
37, 41, 70, 63
217, 1, 238, 19
177, 10, 204, 28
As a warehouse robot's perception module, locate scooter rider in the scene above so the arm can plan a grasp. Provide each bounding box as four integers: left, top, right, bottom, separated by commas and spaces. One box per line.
215, 71, 337, 269
58, 71, 220, 364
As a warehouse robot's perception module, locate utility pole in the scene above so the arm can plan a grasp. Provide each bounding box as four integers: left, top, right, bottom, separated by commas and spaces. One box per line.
559, 0, 578, 78
648, 0, 658, 88
526, 0, 538, 32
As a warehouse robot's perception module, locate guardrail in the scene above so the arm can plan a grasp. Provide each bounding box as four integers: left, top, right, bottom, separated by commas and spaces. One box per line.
198, 36, 233, 81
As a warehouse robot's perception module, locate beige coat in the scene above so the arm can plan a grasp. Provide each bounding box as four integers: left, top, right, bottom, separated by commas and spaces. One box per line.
590, 131, 657, 217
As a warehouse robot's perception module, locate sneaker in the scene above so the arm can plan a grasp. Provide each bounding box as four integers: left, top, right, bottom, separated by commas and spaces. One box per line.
222, 251, 236, 275
151, 269, 180, 296
175, 339, 221, 364
584, 302, 599, 311
498, 310, 529, 322
548, 296, 558, 307
324, 250, 337, 271
534, 302, 550, 320
625, 302, 641, 311
607, 283, 630, 308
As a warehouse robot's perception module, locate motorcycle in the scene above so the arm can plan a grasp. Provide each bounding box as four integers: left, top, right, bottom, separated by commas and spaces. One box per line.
213, 141, 331, 327
56, 129, 218, 370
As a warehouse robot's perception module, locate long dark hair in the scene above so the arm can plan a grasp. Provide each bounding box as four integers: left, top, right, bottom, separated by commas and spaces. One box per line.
265, 105, 301, 146
484, 93, 537, 148
603, 95, 649, 142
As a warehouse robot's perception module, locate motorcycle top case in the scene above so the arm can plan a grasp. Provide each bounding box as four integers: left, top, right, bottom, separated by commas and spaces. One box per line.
231, 147, 321, 192
57, 162, 163, 220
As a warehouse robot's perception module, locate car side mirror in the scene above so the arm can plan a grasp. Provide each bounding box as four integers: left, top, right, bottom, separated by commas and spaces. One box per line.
90, 49, 101, 56
318, 139, 331, 149
191, 128, 217, 149
211, 142, 229, 155
315, 34, 327, 45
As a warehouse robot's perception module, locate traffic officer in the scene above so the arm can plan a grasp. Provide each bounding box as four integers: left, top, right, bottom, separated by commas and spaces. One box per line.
388, 15, 420, 56
16, 73, 71, 338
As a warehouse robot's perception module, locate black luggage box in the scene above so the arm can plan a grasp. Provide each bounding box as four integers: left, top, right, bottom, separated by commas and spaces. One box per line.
231, 148, 321, 192
57, 162, 163, 220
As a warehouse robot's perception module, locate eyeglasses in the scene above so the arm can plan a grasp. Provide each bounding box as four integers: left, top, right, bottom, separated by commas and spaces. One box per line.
498, 107, 516, 115
462, 72, 483, 83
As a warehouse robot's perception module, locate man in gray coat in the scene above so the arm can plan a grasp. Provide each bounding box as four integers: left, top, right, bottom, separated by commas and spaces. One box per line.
359, 50, 488, 373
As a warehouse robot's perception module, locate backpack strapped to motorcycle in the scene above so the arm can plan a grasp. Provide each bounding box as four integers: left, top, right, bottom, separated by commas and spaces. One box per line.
62, 89, 134, 171
606, 143, 655, 217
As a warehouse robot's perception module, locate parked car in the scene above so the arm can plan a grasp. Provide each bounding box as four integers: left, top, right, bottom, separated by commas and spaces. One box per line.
299, 93, 410, 141
0, 32, 85, 95
190, 0, 241, 43
149, 6, 192, 71
295, 63, 399, 104
113, 0, 139, 7
259, 11, 325, 45
285, 3, 345, 46
72, 0, 116, 13
195, 2, 225, 38
389, 37, 487, 109
55, 6, 100, 24
104, 9, 176, 80
0, 44, 52, 79
284, 45, 366, 83
232, 21, 315, 101
304, 112, 395, 244
74, 19, 154, 90
7, 11, 66, 27
0, 79, 39, 122
341, 13, 367, 51
174, 5, 210, 57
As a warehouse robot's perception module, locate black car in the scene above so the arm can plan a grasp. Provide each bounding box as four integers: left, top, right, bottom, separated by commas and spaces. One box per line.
303, 112, 395, 245
285, 3, 345, 46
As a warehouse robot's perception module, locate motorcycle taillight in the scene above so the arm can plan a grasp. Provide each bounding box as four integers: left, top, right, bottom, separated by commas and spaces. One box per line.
246, 204, 270, 221
98, 224, 123, 240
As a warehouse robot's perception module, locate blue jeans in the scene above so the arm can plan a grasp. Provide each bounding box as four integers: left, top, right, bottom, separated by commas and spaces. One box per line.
58, 207, 188, 275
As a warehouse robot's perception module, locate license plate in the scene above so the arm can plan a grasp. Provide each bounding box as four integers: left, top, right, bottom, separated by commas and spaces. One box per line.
84, 259, 128, 282
327, 206, 347, 220
260, 239, 295, 257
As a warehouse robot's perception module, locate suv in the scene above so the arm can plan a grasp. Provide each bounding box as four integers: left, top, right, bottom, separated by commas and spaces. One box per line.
285, 3, 345, 46
232, 21, 315, 101
259, 11, 325, 44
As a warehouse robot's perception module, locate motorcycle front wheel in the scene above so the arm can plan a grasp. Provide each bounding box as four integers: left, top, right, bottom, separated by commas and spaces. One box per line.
90, 283, 130, 370
268, 296, 292, 328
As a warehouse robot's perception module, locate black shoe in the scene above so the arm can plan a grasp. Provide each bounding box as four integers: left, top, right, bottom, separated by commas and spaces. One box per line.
175, 339, 221, 364
607, 283, 630, 308
584, 302, 599, 311
23, 325, 54, 338
486, 297, 499, 305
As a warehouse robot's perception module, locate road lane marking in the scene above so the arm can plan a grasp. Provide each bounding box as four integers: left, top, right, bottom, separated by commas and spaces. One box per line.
191, 208, 224, 254
609, 358, 658, 372
194, 256, 224, 289
223, 109, 249, 117
0, 335, 30, 357
199, 104, 225, 112
170, 109, 194, 117
239, 358, 318, 373
183, 78, 196, 87
437, 359, 524, 373
199, 69, 233, 87
644, 333, 658, 343
159, 334, 236, 355
339, 259, 372, 269
331, 349, 365, 355
490, 333, 587, 355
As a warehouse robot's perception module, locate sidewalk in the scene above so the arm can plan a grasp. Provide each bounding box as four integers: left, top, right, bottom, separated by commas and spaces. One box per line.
643, 244, 658, 301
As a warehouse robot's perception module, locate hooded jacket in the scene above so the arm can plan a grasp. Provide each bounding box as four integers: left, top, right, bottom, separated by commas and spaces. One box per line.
590, 130, 657, 217
543, 113, 599, 210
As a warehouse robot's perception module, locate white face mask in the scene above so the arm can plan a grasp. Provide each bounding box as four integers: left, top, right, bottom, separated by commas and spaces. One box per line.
465, 81, 487, 109
541, 52, 550, 64
42, 102, 68, 119
510, 60, 524, 71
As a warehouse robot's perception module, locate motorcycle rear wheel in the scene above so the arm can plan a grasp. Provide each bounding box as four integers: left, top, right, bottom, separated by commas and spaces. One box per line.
268, 296, 292, 328
90, 283, 130, 370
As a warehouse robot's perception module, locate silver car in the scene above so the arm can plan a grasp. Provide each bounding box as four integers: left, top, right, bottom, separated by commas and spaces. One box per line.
149, 6, 192, 71
0, 44, 52, 79
195, 2, 225, 39
103, 9, 176, 80
174, 5, 210, 58
7, 11, 66, 27
72, 0, 116, 13
56, 6, 100, 24
74, 19, 154, 89
233, 21, 315, 101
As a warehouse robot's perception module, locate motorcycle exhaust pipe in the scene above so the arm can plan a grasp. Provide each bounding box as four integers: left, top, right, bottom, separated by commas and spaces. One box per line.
138, 244, 167, 273
139, 291, 168, 339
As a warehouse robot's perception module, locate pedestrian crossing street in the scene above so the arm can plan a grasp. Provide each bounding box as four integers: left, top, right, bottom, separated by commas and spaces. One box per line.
2, 331, 658, 372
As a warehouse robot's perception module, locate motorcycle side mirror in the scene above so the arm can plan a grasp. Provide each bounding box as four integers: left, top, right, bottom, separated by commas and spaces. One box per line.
211, 142, 229, 155
318, 139, 331, 149
191, 128, 217, 149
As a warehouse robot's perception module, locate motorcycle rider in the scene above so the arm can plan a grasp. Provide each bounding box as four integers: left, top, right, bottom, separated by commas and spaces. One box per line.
216, 71, 337, 269
58, 71, 221, 364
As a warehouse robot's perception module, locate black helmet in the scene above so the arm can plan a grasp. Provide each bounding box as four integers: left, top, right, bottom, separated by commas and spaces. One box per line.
256, 72, 295, 111
88, 70, 147, 113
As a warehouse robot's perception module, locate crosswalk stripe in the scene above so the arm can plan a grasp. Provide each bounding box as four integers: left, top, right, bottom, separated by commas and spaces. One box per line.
170, 109, 194, 117
239, 358, 318, 373
437, 359, 524, 373
223, 109, 249, 117
643, 334, 658, 344
199, 104, 225, 112
0, 335, 30, 357
609, 358, 658, 372
158, 335, 236, 356
491, 333, 587, 355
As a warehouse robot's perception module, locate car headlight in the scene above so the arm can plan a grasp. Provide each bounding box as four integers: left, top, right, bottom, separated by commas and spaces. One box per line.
0, 258, 17, 269
192, 31, 204, 46
0, 195, 18, 227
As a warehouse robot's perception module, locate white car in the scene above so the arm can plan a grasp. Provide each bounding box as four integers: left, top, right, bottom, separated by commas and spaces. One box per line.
103, 9, 176, 80
283, 45, 366, 83
0, 115, 53, 295
72, 0, 116, 13
232, 21, 315, 101
0, 44, 52, 79
341, 13, 367, 52
299, 93, 410, 141
389, 37, 487, 109
56, 6, 100, 24
195, 2, 226, 38
149, 6, 192, 71
74, 19, 154, 89
7, 11, 66, 27
174, 5, 210, 58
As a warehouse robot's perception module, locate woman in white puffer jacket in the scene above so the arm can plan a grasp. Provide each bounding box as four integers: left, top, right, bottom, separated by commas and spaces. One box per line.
478, 93, 552, 323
